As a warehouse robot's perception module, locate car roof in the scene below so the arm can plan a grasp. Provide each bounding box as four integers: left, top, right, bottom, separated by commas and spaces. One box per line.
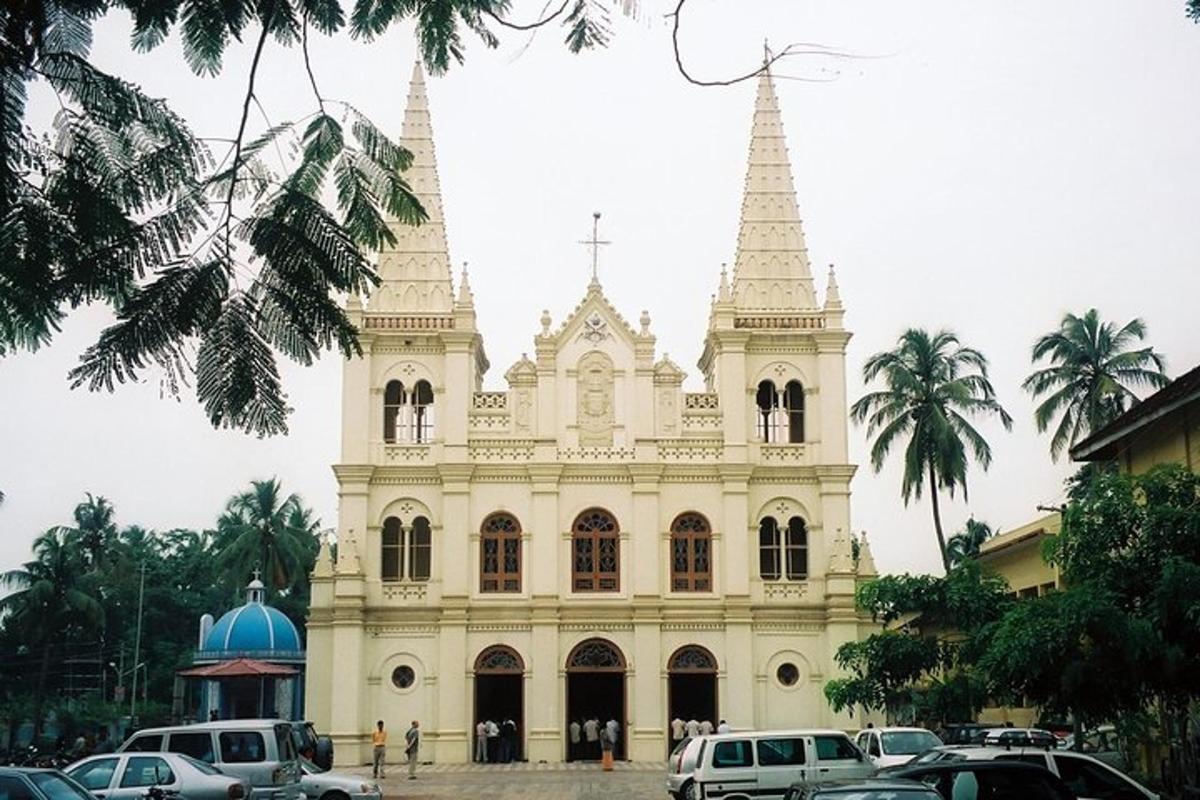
131, 719, 286, 735
801, 777, 933, 790
871, 727, 937, 734
701, 729, 851, 741
894, 759, 1053, 774
0, 768, 58, 776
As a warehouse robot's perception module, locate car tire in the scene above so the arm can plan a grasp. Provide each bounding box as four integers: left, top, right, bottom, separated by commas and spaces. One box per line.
321, 791, 350, 800
681, 780, 696, 800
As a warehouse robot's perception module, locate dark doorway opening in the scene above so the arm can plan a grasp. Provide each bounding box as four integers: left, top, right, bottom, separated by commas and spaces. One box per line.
473, 646, 525, 763
666, 645, 718, 756
565, 639, 627, 762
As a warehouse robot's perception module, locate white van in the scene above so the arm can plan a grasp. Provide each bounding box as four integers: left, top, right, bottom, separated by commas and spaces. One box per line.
683, 730, 875, 800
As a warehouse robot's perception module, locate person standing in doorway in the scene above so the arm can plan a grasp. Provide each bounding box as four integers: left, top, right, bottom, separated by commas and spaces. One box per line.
404, 720, 420, 780
583, 716, 600, 760
475, 720, 487, 763
685, 718, 700, 739
671, 717, 685, 743
699, 719, 714, 736
371, 720, 387, 779
599, 725, 614, 771
500, 717, 516, 763
717, 719, 731, 733
569, 718, 582, 760
486, 718, 500, 762
605, 718, 620, 758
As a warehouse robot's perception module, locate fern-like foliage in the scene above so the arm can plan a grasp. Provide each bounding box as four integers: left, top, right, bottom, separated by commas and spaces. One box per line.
2, 0, 628, 435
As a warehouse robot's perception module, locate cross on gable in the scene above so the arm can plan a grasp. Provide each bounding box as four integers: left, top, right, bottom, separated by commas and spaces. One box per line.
578, 211, 610, 284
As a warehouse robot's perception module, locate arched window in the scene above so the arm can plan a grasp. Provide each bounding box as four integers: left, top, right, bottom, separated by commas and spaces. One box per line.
412, 380, 434, 443
756, 378, 805, 443
784, 380, 804, 443
785, 516, 808, 580
669, 645, 717, 673
409, 516, 432, 581
384, 381, 406, 443
382, 516, 403, 581
759, 516, 781, 580
756, 380, 780, 442
480, 513, 521, 593
572, 509, 619, 592
670, 513, 712, 592
475, 645, 524, 674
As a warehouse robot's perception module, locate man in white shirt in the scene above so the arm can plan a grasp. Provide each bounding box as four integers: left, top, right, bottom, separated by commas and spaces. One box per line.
717, 719, 731, 733
699, 719, 714, 736
605, 718, 620, 749
671, 718, 686, 742
569, 719, 582, 760
474, 720, 487, 762
685, 718, 700, 738
486, 719, 500, 762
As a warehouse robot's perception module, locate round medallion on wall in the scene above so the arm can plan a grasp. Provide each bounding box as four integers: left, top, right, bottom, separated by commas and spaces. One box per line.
776, 662, 800, 687
391, 665, 416, 690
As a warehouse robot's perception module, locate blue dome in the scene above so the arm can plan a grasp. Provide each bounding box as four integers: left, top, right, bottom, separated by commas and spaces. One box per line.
203, 579, 301, 655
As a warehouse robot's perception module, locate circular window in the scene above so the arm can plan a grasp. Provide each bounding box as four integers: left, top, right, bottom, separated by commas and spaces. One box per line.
391, 665, 415, 689
776, 662, 800, 687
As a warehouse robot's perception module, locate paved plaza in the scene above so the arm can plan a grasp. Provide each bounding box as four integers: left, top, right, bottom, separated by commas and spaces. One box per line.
351, 761, 666, 800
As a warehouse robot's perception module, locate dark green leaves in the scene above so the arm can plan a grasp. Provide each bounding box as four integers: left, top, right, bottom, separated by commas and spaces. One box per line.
196, 293, 289, 435
564, 0, 609, 53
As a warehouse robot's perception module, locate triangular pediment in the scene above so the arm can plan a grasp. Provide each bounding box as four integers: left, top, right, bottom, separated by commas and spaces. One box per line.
542, 281, 644, 352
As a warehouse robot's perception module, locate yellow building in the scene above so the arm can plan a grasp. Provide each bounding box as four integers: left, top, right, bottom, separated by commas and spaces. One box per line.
1070, 363, 1200, 474
304, 63, 880, 766
977, 513, 1061, 601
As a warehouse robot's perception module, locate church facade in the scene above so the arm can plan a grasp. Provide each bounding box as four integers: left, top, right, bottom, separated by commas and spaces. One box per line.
305, 63, 879, 766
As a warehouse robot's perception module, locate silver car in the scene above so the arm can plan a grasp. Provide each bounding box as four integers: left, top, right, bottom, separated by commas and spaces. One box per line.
299, 759, 380, 800
67, 752, 249, 800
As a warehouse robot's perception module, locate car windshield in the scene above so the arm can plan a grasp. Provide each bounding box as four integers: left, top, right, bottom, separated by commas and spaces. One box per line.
300, 757, 326, 774
180, 756, 222, 776
881, 731, 942, 755
814, 791, 939, 800
28, 773, 95, 800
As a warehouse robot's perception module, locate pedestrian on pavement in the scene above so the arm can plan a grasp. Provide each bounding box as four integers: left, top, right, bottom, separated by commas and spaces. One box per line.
500, 718, 516, 762
605, 718, 619, 755
717, 720, 731, 734
475, 720, 487, 763
371, 720, 387, 779
599, 726, 614, 771
699, 719, 714, 736
685, 718, 700, 739
670, 717, 685, 742
583, 717, 600, 760
486, 718, 500, 762
93, 729, 114, 754
404, 720, 420, 780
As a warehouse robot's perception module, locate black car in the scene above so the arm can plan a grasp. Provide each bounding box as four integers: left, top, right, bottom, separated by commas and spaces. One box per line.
0, 767, 97, 800
783, 777, 941, 800
937, 724, 992, 746
890, 760, 1076, 800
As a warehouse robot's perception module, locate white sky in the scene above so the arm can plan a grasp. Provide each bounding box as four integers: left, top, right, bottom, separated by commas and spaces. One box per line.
2, 1, 1199, 576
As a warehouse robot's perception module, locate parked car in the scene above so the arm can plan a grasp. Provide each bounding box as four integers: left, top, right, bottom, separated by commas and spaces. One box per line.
890, 760, 1076, 800
0, 768, 95, 800
679, 729, 876, 800
118, 720, 301, 800
854, 728, 943, 769
782, 777, 942, 800
878, 748, 970, 772
667, 737, 701, 800
1063, 725, 1127, 772
298, 758, 379, 800
981, 727, 1060, 749
936, 724, 991, 746
67, 751, 249, 800
937, 745, 1158, 799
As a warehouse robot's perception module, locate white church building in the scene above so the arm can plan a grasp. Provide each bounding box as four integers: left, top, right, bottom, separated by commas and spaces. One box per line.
305, 62, 880, 765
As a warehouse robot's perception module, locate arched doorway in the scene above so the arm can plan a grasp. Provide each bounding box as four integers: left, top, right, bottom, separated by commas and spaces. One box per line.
565, 638, 626, 761
473, 646, 524, 763
667, 645, 718, 755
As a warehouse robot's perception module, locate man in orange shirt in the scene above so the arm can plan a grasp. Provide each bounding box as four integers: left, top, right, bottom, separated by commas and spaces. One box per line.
371, 720, 387, 778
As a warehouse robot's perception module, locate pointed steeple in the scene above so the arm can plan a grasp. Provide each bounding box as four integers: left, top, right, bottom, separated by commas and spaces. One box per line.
369, 61, 455, 313
456, 261, 473, 305
730, 65, 816, 310
824, 263, 842, 309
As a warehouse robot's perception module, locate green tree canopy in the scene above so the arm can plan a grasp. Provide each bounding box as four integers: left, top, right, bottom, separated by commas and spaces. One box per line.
945, 517, 995, 568
852, 328, 1012, 572
1022, 309, 1168, 460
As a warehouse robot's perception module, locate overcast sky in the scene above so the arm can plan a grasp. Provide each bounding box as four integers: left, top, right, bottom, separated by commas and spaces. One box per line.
2, 1, 1199, 576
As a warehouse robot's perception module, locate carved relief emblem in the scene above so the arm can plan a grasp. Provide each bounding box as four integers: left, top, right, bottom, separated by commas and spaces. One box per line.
577, 351, 614, 446
579, 312, 610, 344
514, 389, 532, 433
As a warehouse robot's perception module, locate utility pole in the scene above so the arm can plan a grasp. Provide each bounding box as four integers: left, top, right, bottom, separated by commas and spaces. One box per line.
130, 562, 146, 726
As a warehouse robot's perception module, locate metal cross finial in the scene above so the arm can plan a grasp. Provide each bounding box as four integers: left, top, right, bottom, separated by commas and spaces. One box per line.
578, 211, 610, 284
252, 568, 261, 582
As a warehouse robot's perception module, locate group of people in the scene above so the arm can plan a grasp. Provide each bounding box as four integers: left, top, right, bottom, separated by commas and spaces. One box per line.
474, 718, 521, 763
370, 719, 421, 780
670, 717, 731, 742
567, 716, 621, 761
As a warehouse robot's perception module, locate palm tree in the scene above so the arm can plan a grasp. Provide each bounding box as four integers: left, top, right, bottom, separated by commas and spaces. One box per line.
852, 329, 1013, 573
1023, 309, 1169, 460
215, 479, 312, 592
0, 529, 103, 740
64, 493, 117, 570
946, 517, 996, 567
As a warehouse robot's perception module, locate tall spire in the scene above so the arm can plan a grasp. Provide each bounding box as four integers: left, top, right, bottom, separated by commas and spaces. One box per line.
369, 61, 455, 312
730, 65, 816, 310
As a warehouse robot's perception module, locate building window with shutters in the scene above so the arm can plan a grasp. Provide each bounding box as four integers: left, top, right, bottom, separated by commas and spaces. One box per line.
572, 508, 619, 592
380, 514, 431, 582
480, 513, 522, 593
670, 512, 712, 592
